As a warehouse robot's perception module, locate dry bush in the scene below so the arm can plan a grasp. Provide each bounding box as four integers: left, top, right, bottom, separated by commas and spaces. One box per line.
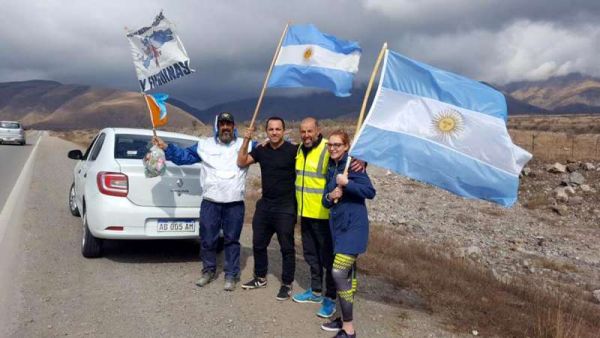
51, 129, 99, 148
360, 225, 600, 337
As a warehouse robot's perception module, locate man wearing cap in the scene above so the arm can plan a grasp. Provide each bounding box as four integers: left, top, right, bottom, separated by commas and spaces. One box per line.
153, 112, 252, 291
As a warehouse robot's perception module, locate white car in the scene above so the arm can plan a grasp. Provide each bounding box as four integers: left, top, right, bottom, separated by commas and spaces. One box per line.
0, 121, 26, 145
67, 128, 204, 258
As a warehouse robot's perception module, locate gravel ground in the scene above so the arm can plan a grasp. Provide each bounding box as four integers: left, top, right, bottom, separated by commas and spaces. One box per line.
1, 135, 465, 337
364, 160, 600, 296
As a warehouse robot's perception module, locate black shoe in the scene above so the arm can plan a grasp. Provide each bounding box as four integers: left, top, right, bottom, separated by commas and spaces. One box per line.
334, 329, 356, 338
241, 277, 267, 290
321, 317, 343, 332
276, 284, 292, 301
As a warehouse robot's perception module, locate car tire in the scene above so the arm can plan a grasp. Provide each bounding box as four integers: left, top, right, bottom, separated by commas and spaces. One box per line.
82, 212, 103, 258
68, 183, 80, 217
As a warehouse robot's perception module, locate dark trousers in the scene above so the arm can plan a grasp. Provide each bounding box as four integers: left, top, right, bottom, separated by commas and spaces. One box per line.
301, 217, 336, 299
199, 199, 244, 279
252, 203, 296, 285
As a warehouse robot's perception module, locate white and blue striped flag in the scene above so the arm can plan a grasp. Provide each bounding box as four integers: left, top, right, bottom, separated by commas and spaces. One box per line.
350, 50, 532, 207
267, 24, 361, 97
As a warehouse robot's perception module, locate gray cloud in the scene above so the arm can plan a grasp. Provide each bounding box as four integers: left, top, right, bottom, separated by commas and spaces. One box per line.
1, 0, 599, 108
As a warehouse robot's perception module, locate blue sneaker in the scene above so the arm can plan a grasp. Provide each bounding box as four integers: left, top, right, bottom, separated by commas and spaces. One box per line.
292, 288, 323, 304
317, 297, 336, 318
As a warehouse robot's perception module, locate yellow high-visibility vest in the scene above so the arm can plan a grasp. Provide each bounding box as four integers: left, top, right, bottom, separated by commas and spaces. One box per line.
295, 138, 330, 219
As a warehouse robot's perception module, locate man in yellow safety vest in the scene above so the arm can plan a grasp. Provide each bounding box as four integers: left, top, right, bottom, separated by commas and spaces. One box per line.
291, 117, 364, 319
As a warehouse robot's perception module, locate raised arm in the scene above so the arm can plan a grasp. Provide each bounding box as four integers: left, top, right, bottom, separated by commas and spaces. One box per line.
237, 127, 256, 167
153, 136, 201, 165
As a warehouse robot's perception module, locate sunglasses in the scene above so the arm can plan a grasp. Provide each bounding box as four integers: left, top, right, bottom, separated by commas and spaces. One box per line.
326, 142, 345, 149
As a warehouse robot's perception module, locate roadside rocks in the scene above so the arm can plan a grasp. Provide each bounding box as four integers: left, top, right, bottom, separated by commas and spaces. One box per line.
569, 172, 585, 185
542, 161, 598, 215
582, 162, 595, 171
546, 162, 566, 173
364, 158, 599, 303
551, 204, 569, 216
553, 188, 569, 203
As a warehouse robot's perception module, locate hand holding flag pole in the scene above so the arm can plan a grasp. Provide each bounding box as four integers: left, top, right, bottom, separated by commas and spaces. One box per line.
334, 42, 387, 203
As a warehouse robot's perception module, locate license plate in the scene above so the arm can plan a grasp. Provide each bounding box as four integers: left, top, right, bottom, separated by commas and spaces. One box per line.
157, 219, 196, 232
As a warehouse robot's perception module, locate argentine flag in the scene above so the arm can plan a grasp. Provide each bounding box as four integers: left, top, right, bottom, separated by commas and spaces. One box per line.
350, 50, 532, 207
267, 24, 361, 97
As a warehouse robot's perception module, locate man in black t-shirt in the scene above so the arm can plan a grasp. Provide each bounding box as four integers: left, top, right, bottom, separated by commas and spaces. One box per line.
237, 117, 298, 300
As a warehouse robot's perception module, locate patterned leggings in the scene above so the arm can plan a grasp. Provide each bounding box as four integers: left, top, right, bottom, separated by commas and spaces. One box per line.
332, 253, 358, 322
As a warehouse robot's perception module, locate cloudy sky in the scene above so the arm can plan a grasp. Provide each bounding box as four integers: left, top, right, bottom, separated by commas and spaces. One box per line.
1, 0, 599, 108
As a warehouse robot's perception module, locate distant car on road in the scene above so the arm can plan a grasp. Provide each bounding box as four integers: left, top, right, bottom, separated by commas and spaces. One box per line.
67, 128, 205, 258
0, 121, 26, 145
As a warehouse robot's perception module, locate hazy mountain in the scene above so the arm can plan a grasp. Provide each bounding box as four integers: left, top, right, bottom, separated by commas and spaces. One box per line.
3, 72, 599, 131
168, 87, 370, 124
170, 83, 549, 123
0, 80, 202, 130
500, 73, 600, 114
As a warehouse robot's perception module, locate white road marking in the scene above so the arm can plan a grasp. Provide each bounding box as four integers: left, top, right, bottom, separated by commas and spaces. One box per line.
0, 131, 43, 244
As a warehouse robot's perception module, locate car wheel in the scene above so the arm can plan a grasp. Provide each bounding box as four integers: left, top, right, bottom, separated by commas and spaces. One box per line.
81, 211, 103, 258
68, 183, 80, 217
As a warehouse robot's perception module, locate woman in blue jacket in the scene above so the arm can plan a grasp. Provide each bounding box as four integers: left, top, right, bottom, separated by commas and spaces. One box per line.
320, 130, 376, 338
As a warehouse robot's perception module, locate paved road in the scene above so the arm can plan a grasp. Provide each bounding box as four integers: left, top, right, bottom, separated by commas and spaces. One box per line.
1, 134, 457, 338
0, 131, 42, 210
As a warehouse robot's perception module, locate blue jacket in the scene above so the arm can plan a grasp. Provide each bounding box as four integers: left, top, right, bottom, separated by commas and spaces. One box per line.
322, 153, 376, 254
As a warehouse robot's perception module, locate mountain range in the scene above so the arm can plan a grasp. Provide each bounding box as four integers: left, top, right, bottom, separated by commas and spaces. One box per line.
1, 73, 599, 130
0, 80, 201, 130
173, 73, 599, 124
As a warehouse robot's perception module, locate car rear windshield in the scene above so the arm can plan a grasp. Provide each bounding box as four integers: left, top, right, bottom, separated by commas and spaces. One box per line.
114, 134, 197, 160
0, 122, 21, 129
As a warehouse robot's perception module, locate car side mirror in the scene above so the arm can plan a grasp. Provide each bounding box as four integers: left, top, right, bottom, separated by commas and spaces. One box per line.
68, 150, 83, 160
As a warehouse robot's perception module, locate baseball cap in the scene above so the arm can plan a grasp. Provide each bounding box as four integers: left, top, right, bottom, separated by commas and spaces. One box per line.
217, 112, 235, 124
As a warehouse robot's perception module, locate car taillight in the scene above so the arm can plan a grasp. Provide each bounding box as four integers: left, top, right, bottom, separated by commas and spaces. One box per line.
97, 172, 128, 197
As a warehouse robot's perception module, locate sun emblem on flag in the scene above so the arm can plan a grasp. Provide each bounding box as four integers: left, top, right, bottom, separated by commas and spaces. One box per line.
303, 47, 313, 61
431, 109, 464, 141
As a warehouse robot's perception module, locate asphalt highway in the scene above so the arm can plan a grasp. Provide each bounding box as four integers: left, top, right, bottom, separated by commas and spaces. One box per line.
0, 132, 42, 210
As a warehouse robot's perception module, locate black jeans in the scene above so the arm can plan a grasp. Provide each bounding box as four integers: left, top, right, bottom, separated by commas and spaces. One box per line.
301, 217, 336, 299
252, 202, 296, 285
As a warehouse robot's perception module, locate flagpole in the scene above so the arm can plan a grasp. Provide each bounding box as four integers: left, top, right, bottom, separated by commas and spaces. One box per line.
125, 25, 158, 137
141, 92, 158, 137
248, 22, 289, 129
334, 42, 387, 204
343, 42, 387, 175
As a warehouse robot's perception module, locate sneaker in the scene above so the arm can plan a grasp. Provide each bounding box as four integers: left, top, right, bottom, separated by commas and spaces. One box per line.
317, 297, 336, 318
241, 277, 267, 290
195, 271, 216, 287
334, 329, 356, 338
223, 277, 238, 291
321, 317, 343, 332
292, 288, 323, 304
276, 284, 292, 301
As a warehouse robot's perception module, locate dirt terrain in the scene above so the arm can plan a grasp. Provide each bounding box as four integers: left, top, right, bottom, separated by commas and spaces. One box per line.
46, 115, 600, 337
1, 135, 463, 337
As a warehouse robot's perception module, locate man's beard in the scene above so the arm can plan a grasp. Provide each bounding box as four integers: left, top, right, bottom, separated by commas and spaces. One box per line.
219, 130, 233, 143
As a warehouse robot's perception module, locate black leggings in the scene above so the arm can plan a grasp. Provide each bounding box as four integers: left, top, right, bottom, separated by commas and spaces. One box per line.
332, 253, 358, 322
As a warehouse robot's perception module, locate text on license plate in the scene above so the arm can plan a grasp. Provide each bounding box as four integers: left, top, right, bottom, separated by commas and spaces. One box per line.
157, 219, 196, 232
